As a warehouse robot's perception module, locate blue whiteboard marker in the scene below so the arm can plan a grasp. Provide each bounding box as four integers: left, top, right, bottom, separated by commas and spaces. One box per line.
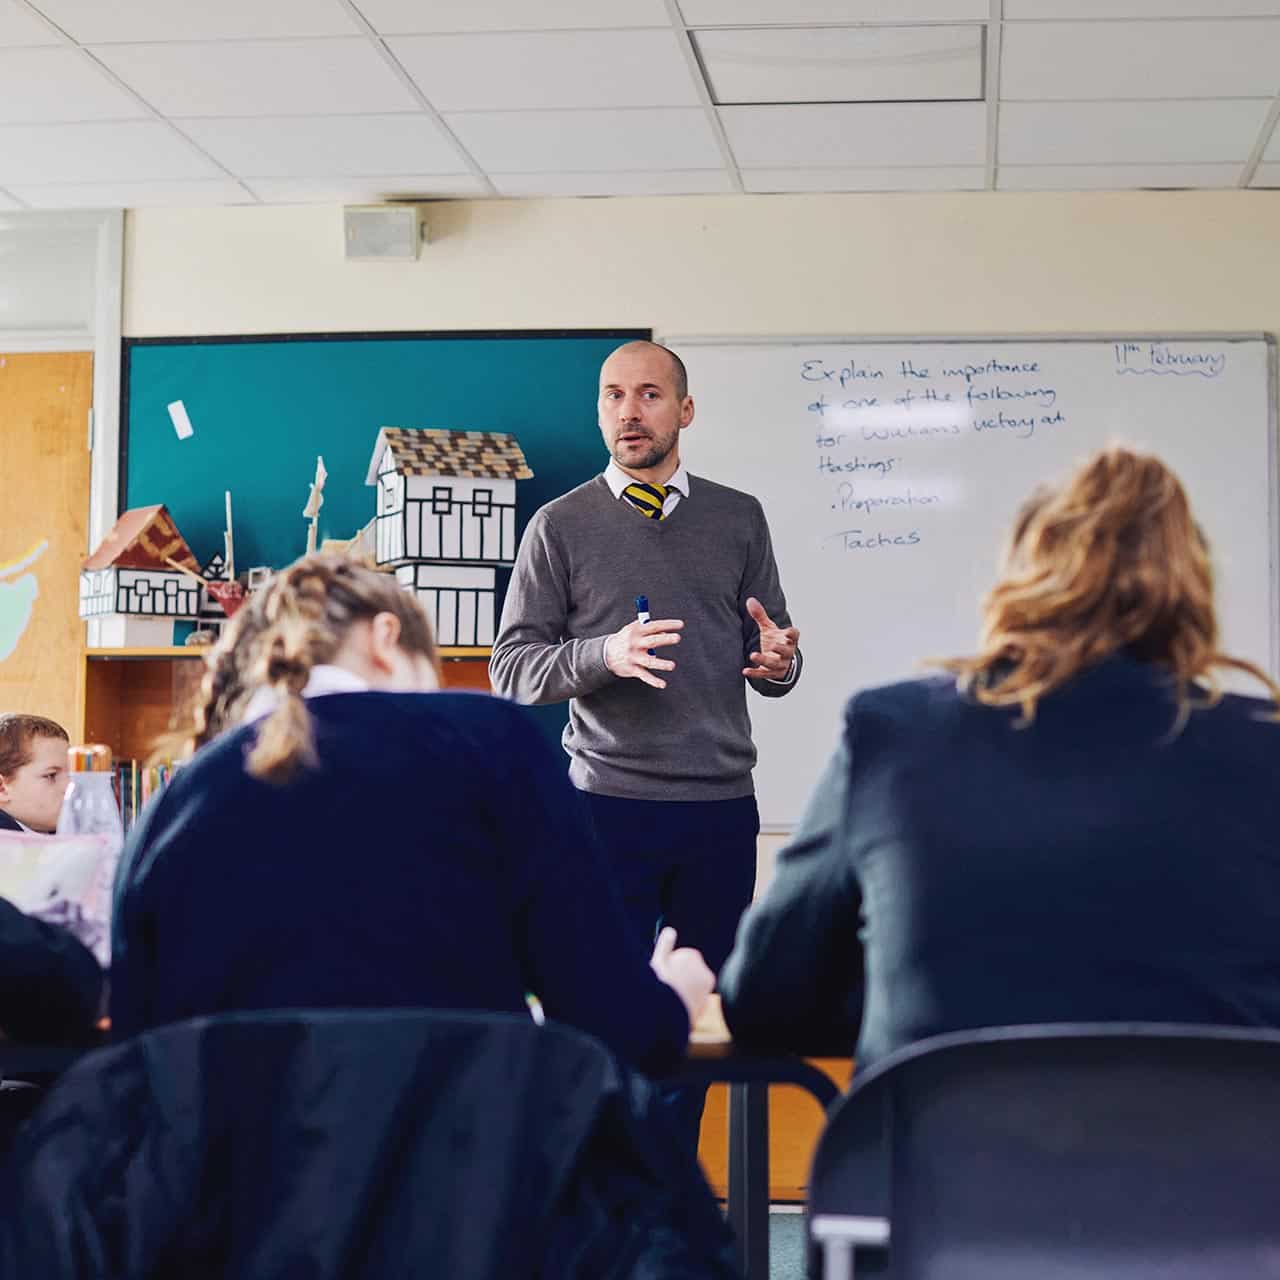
635, 594, 654, 656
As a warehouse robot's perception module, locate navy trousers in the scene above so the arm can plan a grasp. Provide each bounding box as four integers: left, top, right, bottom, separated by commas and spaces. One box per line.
579, 791, 760, 973
579, 791, 760, 1155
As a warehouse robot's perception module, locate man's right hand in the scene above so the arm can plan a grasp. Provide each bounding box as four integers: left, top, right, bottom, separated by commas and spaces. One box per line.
604, 618, 683, 689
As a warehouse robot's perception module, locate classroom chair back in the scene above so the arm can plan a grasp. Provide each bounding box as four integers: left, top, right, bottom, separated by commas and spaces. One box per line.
0, 1007, 739, 1280
808, 1022, 1280, 1280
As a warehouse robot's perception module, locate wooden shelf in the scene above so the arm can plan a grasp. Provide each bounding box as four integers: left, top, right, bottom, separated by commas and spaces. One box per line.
86, 646, 209, 660
78, 645, 493, 759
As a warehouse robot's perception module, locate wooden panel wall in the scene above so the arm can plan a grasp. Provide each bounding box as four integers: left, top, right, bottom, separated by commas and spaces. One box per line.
0, 352, 92, 733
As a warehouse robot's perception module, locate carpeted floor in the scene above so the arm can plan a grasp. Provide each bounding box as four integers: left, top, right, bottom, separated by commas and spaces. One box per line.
770, 1206, 807, 1280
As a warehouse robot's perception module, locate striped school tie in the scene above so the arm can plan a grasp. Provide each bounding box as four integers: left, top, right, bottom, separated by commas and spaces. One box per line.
623, 482, 669, 520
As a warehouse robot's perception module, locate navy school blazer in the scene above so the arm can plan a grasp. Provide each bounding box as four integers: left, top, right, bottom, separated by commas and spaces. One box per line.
111, 691, 689, 1076
720, 655, 1280, 1068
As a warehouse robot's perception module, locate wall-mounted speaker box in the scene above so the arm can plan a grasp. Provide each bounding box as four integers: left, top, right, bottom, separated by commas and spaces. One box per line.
343, 205, 424, 261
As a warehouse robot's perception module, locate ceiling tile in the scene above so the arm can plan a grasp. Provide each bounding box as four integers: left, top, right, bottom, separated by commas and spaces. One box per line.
446, 107, 723, 171
0, 1, 58, 47
680, 1, 988, 21
0, 187, 24, 209
491, 169, 735, 195
742, 165, 984, 190
91, 38, 417, 118
1005, 1, 1280, 16
390, 30, 700, 111
721, 102, 986, 167
1002, 20, 1280, 100
9, 178, 255, 208
696, 25, 982, 105
178, 115, 467, 177
0, 47, 148, 123
245, 174, 488, 202
999, 162, 1243, 188
0, 120, 222, 183
999, 100, 1271, 164
29, 0, 359, 43
1251, 163, 1280, 184
359, 0, 670, 34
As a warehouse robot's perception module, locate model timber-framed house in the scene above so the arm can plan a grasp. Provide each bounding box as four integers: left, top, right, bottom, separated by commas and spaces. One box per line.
366, 427, 533, 647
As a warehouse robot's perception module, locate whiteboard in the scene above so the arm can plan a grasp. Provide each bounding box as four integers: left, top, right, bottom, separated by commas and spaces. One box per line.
670, 335, 1277, 830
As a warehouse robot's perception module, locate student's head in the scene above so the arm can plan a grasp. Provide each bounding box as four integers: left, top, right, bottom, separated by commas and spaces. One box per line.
598, 341, 694, 482
0, 713, 70, 833
944, 445, 1278, 722
201, 554, 439, 785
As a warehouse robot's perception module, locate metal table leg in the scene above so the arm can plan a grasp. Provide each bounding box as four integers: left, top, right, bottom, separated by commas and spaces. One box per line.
727, 1080, 770, 1280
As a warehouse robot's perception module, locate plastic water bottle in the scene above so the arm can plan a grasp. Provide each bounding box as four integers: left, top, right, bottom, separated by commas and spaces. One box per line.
57, 744, 123, 842
56, 744, 124, 968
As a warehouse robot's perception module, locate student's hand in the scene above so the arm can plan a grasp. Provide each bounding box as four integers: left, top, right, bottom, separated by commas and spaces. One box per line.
605, 619, 683, 689
649, 926, 714, 1025
742, 597, 799, 680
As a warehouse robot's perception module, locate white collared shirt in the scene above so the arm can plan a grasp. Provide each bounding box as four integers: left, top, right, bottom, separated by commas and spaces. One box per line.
240, 663, 370, 724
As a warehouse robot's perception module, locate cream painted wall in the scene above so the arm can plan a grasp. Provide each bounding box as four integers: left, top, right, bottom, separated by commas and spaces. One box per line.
122, 189, 1280, 881
126, 191, 1280, 340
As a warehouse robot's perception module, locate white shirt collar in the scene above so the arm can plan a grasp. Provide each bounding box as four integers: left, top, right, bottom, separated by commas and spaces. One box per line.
604, 459, 689, 499
240, 663, 370, 724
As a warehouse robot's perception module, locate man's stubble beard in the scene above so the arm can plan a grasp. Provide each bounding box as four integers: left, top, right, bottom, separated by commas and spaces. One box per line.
614, 432, 676, 473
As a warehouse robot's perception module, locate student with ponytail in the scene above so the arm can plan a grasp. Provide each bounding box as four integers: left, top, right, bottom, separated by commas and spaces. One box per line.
720, 446, 1280, 1066
111, 554, 712, 1076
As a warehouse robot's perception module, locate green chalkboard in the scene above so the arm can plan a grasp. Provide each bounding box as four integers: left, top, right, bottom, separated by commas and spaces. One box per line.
122, 330, 647, 573
122, 329, 647, 748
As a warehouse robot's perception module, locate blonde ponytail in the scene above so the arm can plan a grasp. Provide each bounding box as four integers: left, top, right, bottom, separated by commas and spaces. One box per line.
168, 553, 439, 779
245, 553, 438, 784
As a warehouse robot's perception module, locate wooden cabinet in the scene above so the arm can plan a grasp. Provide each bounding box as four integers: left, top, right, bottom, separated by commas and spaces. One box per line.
699, 1061, 854, 1203
75, 645, 493, 761
77, 647, 203, 763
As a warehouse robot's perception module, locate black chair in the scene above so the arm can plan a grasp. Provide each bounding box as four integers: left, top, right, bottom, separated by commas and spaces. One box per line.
0, 1008, 739, 1279
0, 1040, 96, 1152
807, 1023, 1280, 1280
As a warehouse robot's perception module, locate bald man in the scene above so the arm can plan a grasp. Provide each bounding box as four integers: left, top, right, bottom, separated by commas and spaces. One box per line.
491, 341, 802, 1058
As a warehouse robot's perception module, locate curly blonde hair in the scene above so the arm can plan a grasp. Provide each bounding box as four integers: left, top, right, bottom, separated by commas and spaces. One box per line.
938, 446, 1280, 728
179, 554, 438, 783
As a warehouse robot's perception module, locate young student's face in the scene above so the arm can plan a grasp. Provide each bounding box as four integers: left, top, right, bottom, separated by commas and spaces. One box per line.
0, 735, 69, 833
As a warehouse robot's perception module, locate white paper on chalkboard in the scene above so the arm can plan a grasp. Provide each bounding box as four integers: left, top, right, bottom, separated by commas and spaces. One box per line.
167, 399, 194, 440
666, 334, 1277, 831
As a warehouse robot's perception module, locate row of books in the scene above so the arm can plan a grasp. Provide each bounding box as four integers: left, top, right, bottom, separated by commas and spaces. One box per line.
112, 760, 175, 834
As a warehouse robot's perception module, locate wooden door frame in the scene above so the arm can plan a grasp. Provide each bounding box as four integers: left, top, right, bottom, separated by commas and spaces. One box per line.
0, 209, 124, 548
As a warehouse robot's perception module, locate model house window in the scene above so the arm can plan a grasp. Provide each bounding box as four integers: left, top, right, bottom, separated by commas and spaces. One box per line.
432, 485, 453, 515
472, 488, 492, 516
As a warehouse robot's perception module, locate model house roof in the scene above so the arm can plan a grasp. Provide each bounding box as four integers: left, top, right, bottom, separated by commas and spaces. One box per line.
82, 504, 201, 573
366, 427, 533, 485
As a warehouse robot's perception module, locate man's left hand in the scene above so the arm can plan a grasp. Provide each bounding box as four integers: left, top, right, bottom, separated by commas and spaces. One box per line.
742, 597, 800, 681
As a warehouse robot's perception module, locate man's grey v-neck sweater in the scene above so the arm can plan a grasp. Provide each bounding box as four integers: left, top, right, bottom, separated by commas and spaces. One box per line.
490, 474, 800, 802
